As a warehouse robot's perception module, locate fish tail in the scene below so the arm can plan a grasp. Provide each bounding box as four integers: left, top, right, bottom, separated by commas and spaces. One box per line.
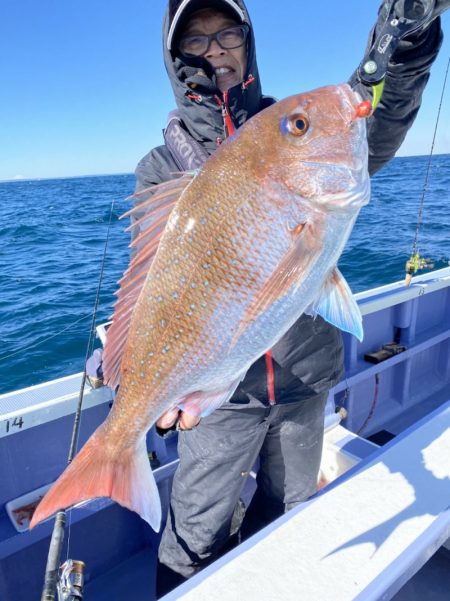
29, 428, 161, 532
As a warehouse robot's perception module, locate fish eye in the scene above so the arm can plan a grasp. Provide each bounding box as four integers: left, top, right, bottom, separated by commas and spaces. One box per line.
280, 113, 310, 137
288, 113, 309, 136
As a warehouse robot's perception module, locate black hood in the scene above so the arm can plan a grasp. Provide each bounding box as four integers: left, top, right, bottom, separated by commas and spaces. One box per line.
162, 0, 263, 152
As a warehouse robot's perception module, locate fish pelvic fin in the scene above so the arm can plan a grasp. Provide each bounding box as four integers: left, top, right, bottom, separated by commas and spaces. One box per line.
308, 267, 363, 341
177, 376, 244, 417
29, 428, 161, 532
102, 172, 195, 390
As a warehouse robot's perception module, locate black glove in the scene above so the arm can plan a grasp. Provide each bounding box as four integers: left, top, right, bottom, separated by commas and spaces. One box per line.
379, 0, 449, 39
358, 0, 446, 85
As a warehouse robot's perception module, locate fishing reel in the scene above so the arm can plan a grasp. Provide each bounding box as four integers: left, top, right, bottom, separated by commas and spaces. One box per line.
57, 560, 86, 601
404, 253, 435, 286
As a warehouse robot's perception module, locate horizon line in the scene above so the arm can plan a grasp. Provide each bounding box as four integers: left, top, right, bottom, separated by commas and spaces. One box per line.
0, 171, 134, 184
1, 152, 449, 183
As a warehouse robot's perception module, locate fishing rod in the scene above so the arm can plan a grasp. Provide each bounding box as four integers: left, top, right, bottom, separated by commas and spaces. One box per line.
40, 200, 115, 601
355, 1, 449, 285
405, 56, 450, 285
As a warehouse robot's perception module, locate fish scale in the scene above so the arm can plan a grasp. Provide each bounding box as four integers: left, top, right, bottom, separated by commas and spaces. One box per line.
123, 183, 262, 399
30, 84, 370, 532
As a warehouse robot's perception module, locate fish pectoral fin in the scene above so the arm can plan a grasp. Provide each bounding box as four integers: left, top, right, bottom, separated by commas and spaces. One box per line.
307, 267, 363, 341
177, 376, 244, 417
102, 172, 195, 390
232, 223, 314, 343
29, 428, 161, 532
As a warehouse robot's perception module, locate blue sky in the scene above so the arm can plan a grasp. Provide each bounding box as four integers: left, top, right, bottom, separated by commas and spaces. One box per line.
1, 1, 449, 180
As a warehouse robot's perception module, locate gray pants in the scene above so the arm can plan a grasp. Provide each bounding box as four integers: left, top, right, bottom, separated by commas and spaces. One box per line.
158, 392, 328, 577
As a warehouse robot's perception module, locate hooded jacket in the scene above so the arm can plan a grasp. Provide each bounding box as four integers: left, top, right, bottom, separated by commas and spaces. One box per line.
134, 0, 443, 406
135, 0, 272, 188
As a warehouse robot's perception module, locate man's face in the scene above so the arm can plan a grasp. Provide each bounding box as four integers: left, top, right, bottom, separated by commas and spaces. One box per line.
181, 9, 247, 92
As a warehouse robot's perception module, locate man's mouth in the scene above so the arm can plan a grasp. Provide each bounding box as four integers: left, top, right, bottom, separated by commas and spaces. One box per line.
215, 66, 234, 76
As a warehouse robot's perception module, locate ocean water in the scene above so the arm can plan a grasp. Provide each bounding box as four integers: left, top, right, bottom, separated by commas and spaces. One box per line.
0, 155, 449, 395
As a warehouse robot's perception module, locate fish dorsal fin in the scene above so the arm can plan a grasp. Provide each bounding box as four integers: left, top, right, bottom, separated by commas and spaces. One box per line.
102, 173, 195, 389
307, 267, 363, 341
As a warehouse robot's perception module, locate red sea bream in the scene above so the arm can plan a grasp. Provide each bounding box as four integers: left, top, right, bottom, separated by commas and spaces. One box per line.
30, 83, 370, 532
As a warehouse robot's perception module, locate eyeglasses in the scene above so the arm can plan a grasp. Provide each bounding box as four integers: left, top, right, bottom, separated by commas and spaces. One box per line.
178, 24, 249, 58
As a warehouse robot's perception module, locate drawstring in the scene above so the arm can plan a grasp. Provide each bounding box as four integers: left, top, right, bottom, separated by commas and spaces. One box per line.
215, 92, 235, 137
241, 74, 255, 89
265, 350, 276, 406
186, 91, 203, 103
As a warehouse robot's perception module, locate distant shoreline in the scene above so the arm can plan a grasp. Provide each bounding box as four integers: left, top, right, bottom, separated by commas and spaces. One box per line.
0, 172, 134, 184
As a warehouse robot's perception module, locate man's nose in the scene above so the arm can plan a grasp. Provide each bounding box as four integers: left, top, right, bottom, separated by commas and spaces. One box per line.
205, 39, 226, 58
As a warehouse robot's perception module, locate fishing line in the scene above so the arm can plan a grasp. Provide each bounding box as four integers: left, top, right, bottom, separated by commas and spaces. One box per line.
0, 314, 91, 362
40, 198, 116, 601
67, 199, 116, 465
406, 56, 450, 282
65, 199, 116, 556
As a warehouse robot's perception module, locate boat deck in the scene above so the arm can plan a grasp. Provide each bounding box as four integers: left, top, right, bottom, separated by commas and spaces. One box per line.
161, 402, 450, 601
1, 268, 449, 600
82, 395, 450, 601
83, 545, 450, 601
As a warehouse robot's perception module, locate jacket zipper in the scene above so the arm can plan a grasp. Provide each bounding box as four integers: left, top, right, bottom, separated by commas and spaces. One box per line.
216, 91, 276, 406
215, 91, 235, 138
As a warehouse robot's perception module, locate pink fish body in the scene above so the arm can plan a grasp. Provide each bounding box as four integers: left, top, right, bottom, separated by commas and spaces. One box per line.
31, 84, 370, 532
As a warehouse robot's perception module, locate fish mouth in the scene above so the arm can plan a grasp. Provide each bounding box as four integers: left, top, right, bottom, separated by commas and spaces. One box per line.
336, 83, 363, 115
297, 161, 370, 212
335, 84, 368, 173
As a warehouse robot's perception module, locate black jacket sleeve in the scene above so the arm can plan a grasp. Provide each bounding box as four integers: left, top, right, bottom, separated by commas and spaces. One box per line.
350, 18, 443, 175
134, 145, 179, 192
130, 145, 180, 251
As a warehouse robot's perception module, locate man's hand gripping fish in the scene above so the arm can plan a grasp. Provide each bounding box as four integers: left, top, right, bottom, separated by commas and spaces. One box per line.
30, 83, 370, 532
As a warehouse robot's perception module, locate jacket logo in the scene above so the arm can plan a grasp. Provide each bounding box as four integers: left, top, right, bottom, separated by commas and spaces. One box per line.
166, 121, 201, 170
377, 33, 393, 55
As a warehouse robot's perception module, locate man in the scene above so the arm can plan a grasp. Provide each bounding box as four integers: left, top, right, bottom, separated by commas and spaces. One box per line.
132, 0, 445, 595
